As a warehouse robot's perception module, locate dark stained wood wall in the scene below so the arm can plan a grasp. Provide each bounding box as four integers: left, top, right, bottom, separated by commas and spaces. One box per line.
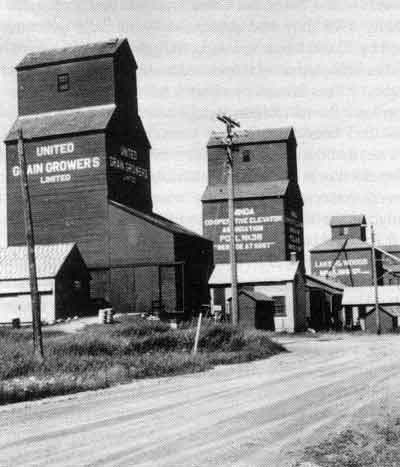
310, 249, 374, 287
284, 181, 304, 266
55, 246, 91, 319
207, 141, 291, 186
203, 197, 287, 264
106, 122, 152, 213
174, 233, 214, 314
113, 41, 138, 124
18, 57, 115, 115
6, 133, 109, 267
108, 203, 175, 264
331, 225, 365, 240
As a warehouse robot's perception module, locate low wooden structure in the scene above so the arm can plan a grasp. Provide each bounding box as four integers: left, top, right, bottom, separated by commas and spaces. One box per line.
228, 290, 275, 330
0, 243, 90, 324
342, 285, 400, 332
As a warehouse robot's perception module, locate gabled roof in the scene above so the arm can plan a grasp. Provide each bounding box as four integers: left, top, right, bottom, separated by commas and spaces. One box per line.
209, 261, 299, 286
5, 104, 116, 142
202, 180, 289, 201
310, 238, 371, 253
342, 286, 400, 306
109, 201, 210, 241
16, 38, 128, 69
0, 243, 77, 280
207, 127, 294, 147
330, 215, 366, 227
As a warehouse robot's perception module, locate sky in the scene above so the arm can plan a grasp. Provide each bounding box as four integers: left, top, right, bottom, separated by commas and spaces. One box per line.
2, 0, 400, 268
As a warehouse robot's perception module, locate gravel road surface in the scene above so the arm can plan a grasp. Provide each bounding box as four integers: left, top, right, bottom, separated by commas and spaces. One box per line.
1, 334, 400, 466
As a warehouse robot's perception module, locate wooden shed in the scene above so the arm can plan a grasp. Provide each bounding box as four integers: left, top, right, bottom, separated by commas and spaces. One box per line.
0, 243, 90, 324
342, 285, 400, 332
228, 290, 275, 329
209, 260, 307, 332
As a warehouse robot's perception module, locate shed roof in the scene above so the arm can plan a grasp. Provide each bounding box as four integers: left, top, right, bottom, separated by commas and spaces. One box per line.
207, 127, 294, 147
342, 286, 400, 306
329, 215, 366, 227
383, 264, 400, 274
310, 238, 371, 253
16, 38, 127, 69
240, 290, 273, 302
0, 243, 77, 280
379, 244, 400, 254
202, 180, 289, 201
109, 201, 209, 241
209, 261, 299, 286
305, 274, 344, 293
5, 104, 116, 142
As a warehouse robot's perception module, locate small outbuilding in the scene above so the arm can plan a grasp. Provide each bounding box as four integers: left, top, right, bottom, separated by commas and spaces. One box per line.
228, 290, 275, 330
305, 274, 344, 330
209, 260, 306, 332
0, 243, 90, 324
342, 286, 400, 332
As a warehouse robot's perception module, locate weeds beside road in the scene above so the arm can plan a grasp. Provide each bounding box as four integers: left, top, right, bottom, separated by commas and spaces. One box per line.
0, 317, 284, 405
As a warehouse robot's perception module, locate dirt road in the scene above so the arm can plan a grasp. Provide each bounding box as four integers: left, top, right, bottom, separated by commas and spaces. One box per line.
1, 334, 400, 467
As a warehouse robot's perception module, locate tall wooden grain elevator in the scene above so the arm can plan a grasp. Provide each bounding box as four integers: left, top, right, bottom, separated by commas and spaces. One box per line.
4, 38, 213, 316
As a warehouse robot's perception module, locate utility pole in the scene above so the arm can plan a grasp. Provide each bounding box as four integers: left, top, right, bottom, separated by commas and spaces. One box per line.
217, 114, 240, 326
17, 128, 44, 361
371, 224, 380, 335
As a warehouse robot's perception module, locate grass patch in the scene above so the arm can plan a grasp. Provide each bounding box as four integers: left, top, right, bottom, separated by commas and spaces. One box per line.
0, 317, 285, 405
299, 416, 400, 466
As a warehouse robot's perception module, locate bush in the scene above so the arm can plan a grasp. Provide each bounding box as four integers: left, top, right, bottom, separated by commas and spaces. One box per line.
0, 318, 285, 405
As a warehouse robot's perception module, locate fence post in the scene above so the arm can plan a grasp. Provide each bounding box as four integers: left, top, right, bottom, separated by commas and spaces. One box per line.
192, 313, 203, 355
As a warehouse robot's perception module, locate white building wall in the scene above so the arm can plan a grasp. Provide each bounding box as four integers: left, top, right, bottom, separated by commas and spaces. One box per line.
0, 279, 55, 324
255, 283, 294, 332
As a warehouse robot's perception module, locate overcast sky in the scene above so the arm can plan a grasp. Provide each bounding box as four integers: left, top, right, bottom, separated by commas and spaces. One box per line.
2, 0, 400, 266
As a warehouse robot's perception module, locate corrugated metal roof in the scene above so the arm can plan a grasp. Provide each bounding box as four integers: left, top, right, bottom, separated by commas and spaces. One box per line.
342, 286, 400, 306
305, 274, 344, 292
109, 201, 209, 240
202, 180, 289, 201
5, 104, 116, 142
207, 127, 294, 147
0, 243, 76, 280
329, 215, 366, 227
16, 38, 127, 69
310, 238, 371, 252
209, 261, 299, 286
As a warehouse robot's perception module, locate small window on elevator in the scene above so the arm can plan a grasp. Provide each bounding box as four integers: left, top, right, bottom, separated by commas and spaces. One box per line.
57, 73, 70, 92
242, 149, 251, 162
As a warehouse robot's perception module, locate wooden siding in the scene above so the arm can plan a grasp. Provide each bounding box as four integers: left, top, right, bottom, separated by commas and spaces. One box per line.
17, 57, 115, 115
284, 183, 304, 267
54, 246, 91, 319
174, 234, 214, 313
207, 142, 290, 186
331, 225, 365, 240
106, 125, 152, 213
311, 249, 375, 287
203, 197, 287, 264
108, 203, 175, 265
113, 41, 138, 125
286, 136, 298, 183
6, 133, 109, 267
